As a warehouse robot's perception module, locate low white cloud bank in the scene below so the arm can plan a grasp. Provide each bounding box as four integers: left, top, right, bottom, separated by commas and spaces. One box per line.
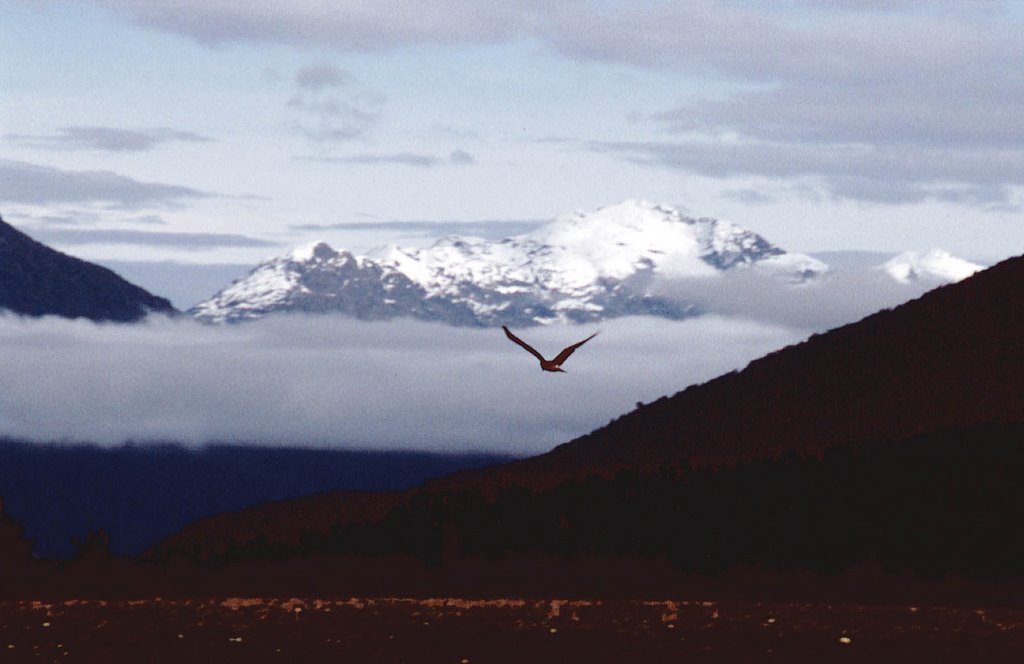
652, 266, 946, 332
0, 314, 805, 455
0, 265, 949, 454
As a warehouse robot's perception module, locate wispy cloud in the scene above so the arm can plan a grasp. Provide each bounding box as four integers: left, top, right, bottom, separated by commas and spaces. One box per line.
304, 149, 476, 168
590, 140, 1022, 206
95, 0, 539, 49
21, 227, 277, 250
97, 2, 1017, 84
287, 63, 385, 142
314, 152, 442, 167
289, 219, 544, 239
5, 126, 212, 152
585, 4, 1022, 207
68, 2, 1024, 208
294, 62, 353, 90
0, 160, 212, 208
17, 211, 174, 228
430, 123, 481, 141
449, 149, 476, 165
719, 189, 774, 206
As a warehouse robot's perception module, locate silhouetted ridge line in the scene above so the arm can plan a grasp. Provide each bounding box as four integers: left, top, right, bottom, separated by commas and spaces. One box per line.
0, 441, 515, 559
486, 253, 1024, 485
139, 424, 1024, 601
0, 215, 175, 321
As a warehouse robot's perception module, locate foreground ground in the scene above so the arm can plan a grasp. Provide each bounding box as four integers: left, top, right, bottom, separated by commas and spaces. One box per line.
2, 596, 1022, 663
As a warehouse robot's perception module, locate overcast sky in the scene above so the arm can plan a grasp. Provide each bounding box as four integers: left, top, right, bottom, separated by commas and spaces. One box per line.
2, 1, 1022, 273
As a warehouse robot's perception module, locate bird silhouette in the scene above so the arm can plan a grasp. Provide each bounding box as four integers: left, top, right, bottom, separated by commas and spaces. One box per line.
502, 325, 598, 373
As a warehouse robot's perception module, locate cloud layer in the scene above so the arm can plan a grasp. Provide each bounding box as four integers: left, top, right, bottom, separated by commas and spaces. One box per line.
289, 219, 543, 239
0, 160, 211, 208
0, 259, 955, 454
85, 0, 1022, 207
0, 314, 804, 454
288, 63, 385, 142
23, 227, 277, 250
5, 126, 212, 152
305, 150, 476, 168
653, 266, 948, 331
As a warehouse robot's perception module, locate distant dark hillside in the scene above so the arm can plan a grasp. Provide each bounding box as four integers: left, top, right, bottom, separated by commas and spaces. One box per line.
0, 440, 514, 559
483, 252, 1024, 487
0, 215, 175, 321
151, 424, 1024, 600
26, 424, 1017, 603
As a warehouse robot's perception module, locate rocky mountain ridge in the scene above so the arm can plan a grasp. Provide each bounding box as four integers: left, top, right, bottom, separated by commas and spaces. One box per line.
190, 200, 828, 325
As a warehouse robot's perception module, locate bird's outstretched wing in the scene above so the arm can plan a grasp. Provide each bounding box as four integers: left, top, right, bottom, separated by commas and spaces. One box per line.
552, 331, 599, 366
502, 326, 547, 363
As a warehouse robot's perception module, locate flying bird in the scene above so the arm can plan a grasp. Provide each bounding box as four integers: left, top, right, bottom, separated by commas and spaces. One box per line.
502, 325, 598, 373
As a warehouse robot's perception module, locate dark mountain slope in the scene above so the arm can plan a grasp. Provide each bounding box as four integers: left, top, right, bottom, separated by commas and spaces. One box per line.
0, 441, 514, 559
0, 216, 175, 321
472, 252, 1024, 488
139, 424, 1024, 601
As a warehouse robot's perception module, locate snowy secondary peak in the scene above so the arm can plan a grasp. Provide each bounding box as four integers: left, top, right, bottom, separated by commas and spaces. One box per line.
289, 240, 341, 263
531, 199, 788, 277
188, 242, 425, 323
883, 249, 984, 284
191, 201, 827, 325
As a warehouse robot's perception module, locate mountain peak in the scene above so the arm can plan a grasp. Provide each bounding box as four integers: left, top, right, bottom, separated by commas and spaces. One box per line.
192, 201, 825, 325
289, 241, 341, 262
568, 199, 680, 225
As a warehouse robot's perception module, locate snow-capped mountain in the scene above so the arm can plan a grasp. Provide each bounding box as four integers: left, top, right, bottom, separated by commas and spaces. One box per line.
883, 249, 984, 284
190, 200, 828, 325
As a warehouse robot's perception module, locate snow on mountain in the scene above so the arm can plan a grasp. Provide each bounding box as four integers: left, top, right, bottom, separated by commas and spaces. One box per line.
188, 241, 465, 324
190, 200, 827, 325
883, 249, 984, 284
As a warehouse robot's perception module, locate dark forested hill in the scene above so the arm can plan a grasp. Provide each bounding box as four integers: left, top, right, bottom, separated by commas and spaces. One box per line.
0, 441, 513, 559
0, 215, 175, 321
480, 252, 1024, 487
